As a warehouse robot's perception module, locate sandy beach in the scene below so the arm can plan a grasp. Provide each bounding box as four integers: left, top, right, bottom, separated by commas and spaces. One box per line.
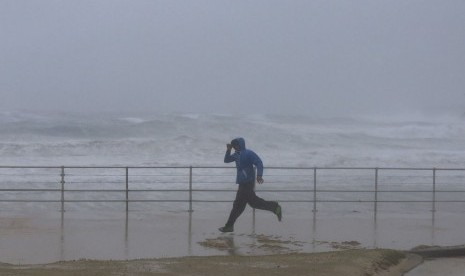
0, 249, 422, 276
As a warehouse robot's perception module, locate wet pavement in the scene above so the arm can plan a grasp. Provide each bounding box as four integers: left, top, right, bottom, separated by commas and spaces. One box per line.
1, 205, 465, 265
406, 257, 465, 276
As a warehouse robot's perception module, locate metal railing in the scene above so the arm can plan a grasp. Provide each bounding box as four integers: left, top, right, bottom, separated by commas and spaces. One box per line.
1, 166, 465, 214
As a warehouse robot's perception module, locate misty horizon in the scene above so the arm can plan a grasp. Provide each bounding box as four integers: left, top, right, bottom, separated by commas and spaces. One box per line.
1, 1, 464, 117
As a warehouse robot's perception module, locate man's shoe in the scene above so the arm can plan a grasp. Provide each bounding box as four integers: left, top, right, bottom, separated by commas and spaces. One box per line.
274, 204, 282, 222
218, 225, 234, 233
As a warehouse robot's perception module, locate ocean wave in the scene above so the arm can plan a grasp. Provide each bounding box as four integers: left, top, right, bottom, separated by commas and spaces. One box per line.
0, 111, 464, 167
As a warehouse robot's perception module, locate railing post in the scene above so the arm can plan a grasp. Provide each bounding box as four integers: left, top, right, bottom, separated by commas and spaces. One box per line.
126, 167, 129, 213
313, 167, 317, 212
189, 166, 193, 212
374, 168, 378, 216
60, 166, 65, 213
432, 168, 436, 212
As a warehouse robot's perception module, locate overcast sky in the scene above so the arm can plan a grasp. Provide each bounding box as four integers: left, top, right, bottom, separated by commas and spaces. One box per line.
1, 0, 464, 117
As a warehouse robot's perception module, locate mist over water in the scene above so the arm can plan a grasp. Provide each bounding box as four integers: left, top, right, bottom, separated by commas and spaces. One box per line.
1, 110, 464, 168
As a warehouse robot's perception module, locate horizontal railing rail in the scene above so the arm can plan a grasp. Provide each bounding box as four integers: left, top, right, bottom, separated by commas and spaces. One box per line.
0, 166, 464, 214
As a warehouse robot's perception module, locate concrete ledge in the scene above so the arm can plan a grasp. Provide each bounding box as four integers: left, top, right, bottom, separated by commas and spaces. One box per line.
408, 245, 465, 258
377, 253, 423, 276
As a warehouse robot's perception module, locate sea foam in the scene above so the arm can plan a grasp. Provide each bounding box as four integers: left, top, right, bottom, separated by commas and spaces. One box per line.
0, 111, 464, 168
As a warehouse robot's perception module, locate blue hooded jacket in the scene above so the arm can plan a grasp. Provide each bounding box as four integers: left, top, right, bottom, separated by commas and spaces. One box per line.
224, 137, 263, 185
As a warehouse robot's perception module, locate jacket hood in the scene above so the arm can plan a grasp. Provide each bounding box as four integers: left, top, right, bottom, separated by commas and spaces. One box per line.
231, 137, 246, 150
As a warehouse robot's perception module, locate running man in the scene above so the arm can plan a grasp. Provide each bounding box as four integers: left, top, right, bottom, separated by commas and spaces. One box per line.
219, 137, 282, 232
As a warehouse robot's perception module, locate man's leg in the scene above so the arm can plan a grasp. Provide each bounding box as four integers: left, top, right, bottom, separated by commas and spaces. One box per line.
244, 183, 282, 221
248, 192, 278, 212
224, 184, 248, 228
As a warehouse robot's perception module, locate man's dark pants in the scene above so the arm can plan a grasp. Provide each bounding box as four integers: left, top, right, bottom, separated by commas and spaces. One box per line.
225, 181, 278, 227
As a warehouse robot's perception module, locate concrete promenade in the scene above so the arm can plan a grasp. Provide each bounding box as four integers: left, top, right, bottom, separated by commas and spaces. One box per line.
1, 205, 465, 265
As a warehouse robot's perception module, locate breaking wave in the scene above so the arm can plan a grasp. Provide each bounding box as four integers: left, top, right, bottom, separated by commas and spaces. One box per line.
0, 111, 464, 168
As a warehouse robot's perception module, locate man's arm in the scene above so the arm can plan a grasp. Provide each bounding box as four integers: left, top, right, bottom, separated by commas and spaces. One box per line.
251, 151, 264, 184
224, 144, 236, 163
